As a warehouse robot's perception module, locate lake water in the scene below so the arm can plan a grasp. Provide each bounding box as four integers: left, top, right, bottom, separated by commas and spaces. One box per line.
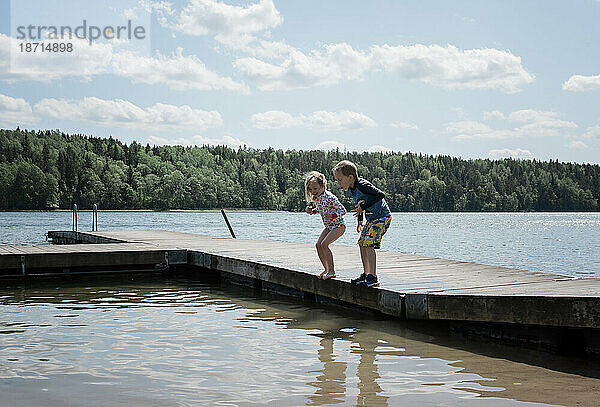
2, 211, 600, 405
1, 211, 599, 278
2, 274, 600, 406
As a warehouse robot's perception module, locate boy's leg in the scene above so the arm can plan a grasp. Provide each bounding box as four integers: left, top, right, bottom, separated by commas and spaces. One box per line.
320, 225, 345, 278
316, 228, 330, 276
358, 219, 371, 276
365, 247, 376, 276
359, 245, 370, 275
357, 216, 391, 284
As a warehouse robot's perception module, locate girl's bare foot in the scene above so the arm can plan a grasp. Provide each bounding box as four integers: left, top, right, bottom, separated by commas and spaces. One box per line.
321, 270, 336, 280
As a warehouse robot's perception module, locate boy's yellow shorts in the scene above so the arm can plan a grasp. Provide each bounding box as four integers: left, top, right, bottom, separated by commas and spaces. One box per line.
358, 216, 391, 249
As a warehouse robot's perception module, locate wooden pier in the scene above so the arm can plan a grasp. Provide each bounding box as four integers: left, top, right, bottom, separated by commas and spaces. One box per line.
2, 229, 599, 357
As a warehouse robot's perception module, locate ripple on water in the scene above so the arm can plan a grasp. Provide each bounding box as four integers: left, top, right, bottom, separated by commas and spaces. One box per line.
0, 277, 597, 406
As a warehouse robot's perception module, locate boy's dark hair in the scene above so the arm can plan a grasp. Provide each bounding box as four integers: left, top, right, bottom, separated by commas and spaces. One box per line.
332, 160, 358, 180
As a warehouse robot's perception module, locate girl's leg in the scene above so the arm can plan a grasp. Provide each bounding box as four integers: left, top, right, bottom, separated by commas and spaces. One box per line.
320, 225, 346, 279
316, 228, 330, 277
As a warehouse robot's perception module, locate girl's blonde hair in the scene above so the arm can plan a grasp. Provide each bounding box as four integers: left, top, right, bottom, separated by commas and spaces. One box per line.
304, 171, 327, 202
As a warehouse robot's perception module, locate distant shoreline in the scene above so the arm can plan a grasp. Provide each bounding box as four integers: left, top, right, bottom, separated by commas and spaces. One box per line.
2, 209, 600, 214
0, 209, 285, 213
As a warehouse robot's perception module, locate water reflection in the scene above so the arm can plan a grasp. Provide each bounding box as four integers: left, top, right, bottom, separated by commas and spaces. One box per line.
1, 276, 599, 406
354, 333, 388, 406
306, 329, 390, 406
308, 335, 348, 405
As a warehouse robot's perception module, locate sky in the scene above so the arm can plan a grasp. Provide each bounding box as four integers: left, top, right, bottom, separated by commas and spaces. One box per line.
1, 0, 599, 163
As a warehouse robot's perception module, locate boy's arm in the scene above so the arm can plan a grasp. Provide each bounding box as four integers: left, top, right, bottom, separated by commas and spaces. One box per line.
356, 179, 385, 210
356, 211, 363, 232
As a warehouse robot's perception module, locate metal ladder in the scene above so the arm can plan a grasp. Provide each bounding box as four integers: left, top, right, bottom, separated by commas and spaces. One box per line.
72, 203, 98, 231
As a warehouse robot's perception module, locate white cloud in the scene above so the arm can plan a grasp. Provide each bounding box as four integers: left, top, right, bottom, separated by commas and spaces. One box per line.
369, 44, 534, 93
391, 121, 419, 130
146, 2, 533, 92
313, 142, 394, 153
570, 141, 588, 149
445, 120, 494, 136
562, 74, 600, 91
582, 125, 600, 139
0, 93, 38, 126
507, 110, 577, 137
307, 110, 376, 132
197, 134, 252, 148
447, 121, 485, 134
234, 43, 371, 90
1, 34, 245, 93
0, 33, 112, 82
487, 148, 533, 160
508, 109, 559, 123
250, 110, 302, 129
112, 48, 248, 93
223, 38, 295, 59
123, 7, 139, 20
250, 110, 376, 132
141, 0, 176, 27
151, 0, 291, 61
449, 110, 577, 140
483, 110, 505, 121
367, 145, 394, 153
314, 140, 351, 151
34, 97, 223, 130
236, 43, 533, 92
145, 1, 534, 93
147, 134, 252, 148
150, 0, 282, 40
146, 135, 195, 145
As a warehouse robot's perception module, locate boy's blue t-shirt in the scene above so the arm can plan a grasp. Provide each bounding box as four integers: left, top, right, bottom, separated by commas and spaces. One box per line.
349, 177, 391, 222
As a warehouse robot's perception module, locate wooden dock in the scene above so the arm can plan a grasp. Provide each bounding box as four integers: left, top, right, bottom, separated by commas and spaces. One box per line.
2, 229, 600, 356
0, 235, 187, 277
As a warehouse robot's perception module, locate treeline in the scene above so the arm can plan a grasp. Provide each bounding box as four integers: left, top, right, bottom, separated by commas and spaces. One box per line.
1, 128, 599, 211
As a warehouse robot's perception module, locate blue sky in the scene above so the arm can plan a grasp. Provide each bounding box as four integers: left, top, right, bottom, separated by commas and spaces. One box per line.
1, 0, 599, 163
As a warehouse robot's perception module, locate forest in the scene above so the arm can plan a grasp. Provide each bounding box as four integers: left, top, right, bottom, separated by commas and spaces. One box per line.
1, 128, 598, 212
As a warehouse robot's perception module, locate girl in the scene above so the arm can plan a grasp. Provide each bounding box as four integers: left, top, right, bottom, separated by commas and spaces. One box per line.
304, 171, 346, 279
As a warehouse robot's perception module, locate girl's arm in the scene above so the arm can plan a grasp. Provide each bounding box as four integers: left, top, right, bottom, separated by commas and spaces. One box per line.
332, 196, 347, 217
306, 205, 318, 214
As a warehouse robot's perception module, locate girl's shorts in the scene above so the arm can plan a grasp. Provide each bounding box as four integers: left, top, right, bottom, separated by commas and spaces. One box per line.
358, 216, 391, 249
324, 219, 345, 230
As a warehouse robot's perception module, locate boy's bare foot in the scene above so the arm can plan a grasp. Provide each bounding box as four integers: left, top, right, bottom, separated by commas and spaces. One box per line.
321, 271, 336, 280
318, 270, 328, 279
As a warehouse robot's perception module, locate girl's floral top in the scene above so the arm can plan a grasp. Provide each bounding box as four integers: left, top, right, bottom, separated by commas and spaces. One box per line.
311, 190, 346, 230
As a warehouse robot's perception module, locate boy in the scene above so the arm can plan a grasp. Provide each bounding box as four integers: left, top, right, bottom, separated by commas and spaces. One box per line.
332, 160, 392, 287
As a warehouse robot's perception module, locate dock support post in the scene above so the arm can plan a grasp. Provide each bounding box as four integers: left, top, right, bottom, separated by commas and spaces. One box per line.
220, 209, 237, 239
21, 256, 25, 276
72, 204, 78, 231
